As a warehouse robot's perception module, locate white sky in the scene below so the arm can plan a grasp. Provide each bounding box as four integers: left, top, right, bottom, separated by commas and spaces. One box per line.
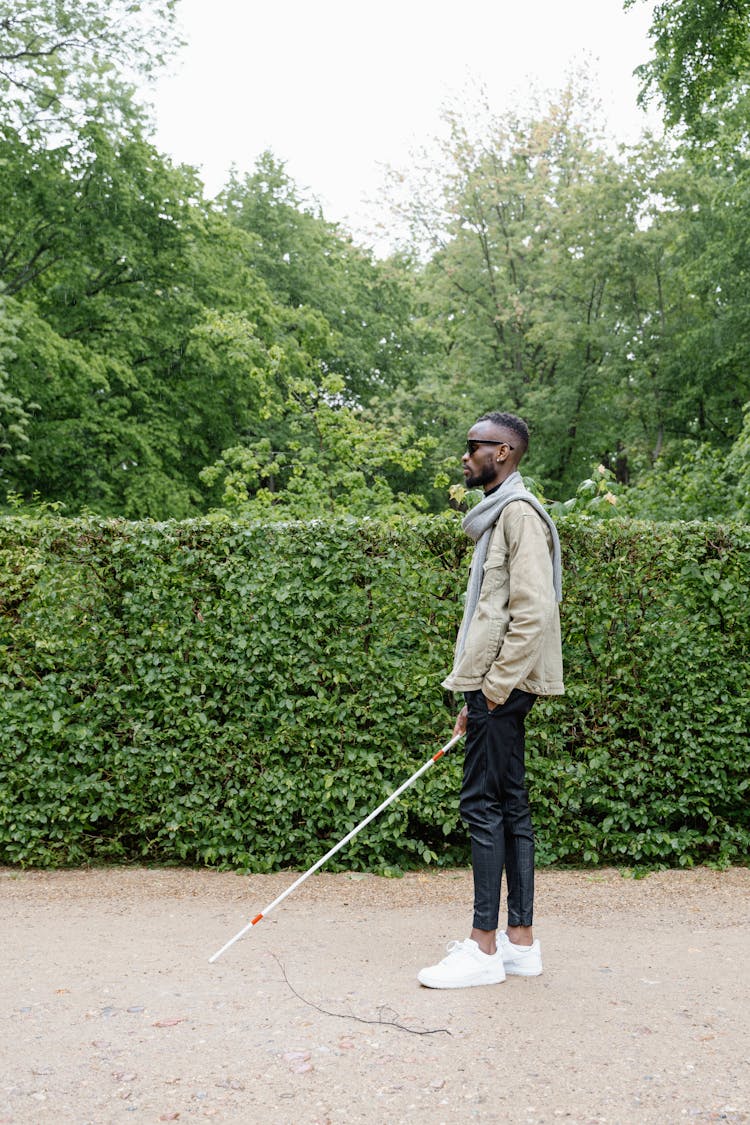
148, 0, 661, 246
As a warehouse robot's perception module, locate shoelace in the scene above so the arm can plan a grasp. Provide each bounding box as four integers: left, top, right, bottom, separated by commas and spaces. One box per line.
442, 939, 472, 961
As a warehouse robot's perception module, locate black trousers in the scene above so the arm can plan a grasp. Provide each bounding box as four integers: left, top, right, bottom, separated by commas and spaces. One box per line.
460, 688, 537, 931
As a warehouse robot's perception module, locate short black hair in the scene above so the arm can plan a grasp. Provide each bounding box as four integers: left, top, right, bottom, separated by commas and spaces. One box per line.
476, 411, 530, 453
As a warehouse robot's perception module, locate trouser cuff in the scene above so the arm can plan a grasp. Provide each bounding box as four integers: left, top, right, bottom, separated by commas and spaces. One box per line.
473, 913, 500, 931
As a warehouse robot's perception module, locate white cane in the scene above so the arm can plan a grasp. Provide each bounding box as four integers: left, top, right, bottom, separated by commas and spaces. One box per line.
208, 730, 465, 963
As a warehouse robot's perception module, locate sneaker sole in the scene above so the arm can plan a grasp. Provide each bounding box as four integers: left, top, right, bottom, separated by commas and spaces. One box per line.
417, 971, 506, 989
503, 964, 543, 977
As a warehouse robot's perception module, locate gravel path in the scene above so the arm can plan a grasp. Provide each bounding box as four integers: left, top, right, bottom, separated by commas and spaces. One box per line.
2, 865, 749, 1124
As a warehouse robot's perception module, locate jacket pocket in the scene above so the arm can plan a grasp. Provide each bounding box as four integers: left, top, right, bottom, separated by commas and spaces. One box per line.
461, 558, 510, 671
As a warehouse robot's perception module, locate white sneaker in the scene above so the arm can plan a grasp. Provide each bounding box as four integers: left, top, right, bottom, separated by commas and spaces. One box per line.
498, 931, 543, 976
417, 939, 506, 989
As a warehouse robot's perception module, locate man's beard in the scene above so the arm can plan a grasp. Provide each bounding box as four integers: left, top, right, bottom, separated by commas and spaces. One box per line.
465, 463, 498, 489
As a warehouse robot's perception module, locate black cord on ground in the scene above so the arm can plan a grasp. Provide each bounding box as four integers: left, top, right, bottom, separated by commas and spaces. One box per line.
270, 952, 452, 1037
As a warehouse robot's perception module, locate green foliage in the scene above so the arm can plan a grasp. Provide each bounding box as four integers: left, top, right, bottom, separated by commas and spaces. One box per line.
627, 0, 750, 130
536, 519, 750, 869
617, 442, 730, 521
1, 4, 750, 527
0, 110, 436, 520
383, 85, 750, 505
200, 374, 438, 518
549, 464, 622, 519
220, 153, 434, 405
390, 86, 631, 494
0, 297, 37, 467
0, 516, 747, 871
0, 0, 179, 140
725, 404, 750, 519
383, 82, 750, 498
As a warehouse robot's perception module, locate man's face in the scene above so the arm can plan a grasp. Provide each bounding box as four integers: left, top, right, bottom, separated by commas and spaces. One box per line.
462, 424, 511, 490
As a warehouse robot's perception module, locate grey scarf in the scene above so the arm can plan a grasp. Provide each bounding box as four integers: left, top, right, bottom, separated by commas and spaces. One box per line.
455, 471, 563, 658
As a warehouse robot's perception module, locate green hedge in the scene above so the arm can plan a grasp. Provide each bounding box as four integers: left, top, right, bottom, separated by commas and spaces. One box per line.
0, 515, 748, 870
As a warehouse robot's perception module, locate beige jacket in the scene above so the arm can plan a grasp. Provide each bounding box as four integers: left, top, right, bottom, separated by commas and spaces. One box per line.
442, 500, 564, 705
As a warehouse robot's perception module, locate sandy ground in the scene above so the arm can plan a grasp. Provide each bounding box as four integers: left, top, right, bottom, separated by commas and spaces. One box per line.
1, 865, 749, 1125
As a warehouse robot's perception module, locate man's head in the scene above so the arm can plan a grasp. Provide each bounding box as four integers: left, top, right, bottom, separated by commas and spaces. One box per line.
462, 411, 529, 491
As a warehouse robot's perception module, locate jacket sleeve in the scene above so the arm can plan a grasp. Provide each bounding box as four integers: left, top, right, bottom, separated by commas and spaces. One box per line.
482, 503, 556, 705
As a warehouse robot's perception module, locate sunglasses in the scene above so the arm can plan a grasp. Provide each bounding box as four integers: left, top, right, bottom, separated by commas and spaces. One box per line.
465, 439, 515, 456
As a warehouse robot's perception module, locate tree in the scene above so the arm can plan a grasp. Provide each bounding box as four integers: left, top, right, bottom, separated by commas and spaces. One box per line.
221, 153, 435, 405
0, 297, 36, 476
387, 82, 660, 495
385, 72, 750, 501
0, 119, 199, 514
620, 88, 750, 463
725, 404, 750, 517
0, 0, 178, 140
626, 0, 750, 130
200, 374, 437, 519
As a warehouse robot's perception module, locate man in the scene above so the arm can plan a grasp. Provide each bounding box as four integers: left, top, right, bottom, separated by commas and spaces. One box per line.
418, 411, 564, 989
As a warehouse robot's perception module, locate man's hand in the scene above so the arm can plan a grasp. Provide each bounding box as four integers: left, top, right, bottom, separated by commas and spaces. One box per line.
452, 705, 468, 737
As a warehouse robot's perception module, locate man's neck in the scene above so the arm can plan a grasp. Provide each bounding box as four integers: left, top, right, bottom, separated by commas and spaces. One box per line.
483, 465, 521, 496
